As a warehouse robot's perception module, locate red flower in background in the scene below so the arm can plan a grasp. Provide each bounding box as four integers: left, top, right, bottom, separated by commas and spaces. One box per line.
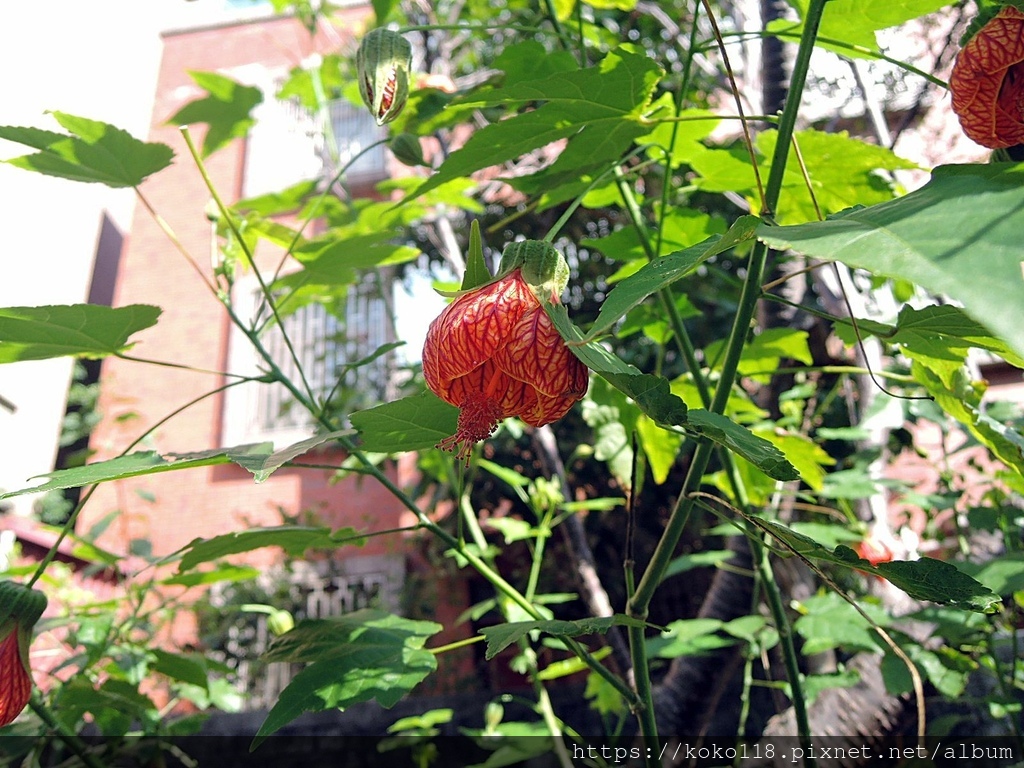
0, 627, 32, 727
949, 5, 1024, 149
423, 269, 589, 460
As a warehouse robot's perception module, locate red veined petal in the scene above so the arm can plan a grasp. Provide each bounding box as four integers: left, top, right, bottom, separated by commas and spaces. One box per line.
950, 6, 1024, 148
0, 629, 31, 728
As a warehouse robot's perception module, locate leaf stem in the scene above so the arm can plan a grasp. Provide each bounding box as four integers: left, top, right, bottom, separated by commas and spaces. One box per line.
180, 126, 318, 406
627, 0, 830, 758
28, 693, 107, 768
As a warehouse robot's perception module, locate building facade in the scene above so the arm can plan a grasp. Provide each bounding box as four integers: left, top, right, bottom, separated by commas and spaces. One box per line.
76, 9, 475, 701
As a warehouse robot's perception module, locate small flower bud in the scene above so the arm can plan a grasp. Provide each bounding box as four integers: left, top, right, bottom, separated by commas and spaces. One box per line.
355, 28, 412, 126
389, 133, 426, 166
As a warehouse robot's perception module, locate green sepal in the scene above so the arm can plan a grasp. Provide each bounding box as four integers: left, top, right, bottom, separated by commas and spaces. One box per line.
959, 4, 1006, 45
498, 240, 570, 304
434, 238, 571, 305
0, 581, 47, 671
461, 220, 492, 291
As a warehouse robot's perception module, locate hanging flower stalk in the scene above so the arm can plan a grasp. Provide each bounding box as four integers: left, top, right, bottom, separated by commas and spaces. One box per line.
422, 239, 589, 461
0, 581, 47, 728
949, 5, 1024, 149
355, 28, 412, 125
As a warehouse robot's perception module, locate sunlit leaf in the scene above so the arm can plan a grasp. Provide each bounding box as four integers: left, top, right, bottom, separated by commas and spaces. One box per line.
0, 112, 173, 187
0, 444, 268, 500
175, 525, 366, 572
547, 304, 688, 427
585, 216, 758, 340
753, 518, 1001, 612
0, 304, 160, 363
254, 610, 441, 746
758, 164, 1024, 361
768, 0, 953, 55
686, 410, 800, 482
693, 129, 916, 223
229, 430, 355, 483
166, 71, 263, 157
408, 47, 662, 201
480, 616, 646, 660
351, 392, 459, 453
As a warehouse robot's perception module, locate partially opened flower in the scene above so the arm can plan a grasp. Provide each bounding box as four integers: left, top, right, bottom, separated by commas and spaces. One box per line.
949, 5, 1024, 149
355, 28, 412, 126
0, 582, 47, 728
423, 241, 589, 460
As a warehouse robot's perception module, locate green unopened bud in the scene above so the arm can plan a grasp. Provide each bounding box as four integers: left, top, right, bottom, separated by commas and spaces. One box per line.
267, 609, 294, 637
355, 28, 412, 126
389, 133, 426, 166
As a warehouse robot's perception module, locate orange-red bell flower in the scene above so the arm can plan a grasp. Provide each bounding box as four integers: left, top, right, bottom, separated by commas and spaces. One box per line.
949, 5, 1024, 149
0, 625, 32, 727
423, 268, 589, 459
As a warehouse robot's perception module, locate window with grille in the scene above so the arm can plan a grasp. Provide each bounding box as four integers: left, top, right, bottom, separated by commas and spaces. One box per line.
205, 554, 405, 711
222, 275, 395, 445
243, 89, 388, 198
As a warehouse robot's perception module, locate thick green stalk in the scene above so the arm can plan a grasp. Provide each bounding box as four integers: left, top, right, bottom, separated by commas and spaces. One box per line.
29, 694, 107, 768
625, 0, 829, 753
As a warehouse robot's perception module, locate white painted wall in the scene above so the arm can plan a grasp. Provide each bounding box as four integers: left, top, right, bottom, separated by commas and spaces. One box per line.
0, 0, 263, 514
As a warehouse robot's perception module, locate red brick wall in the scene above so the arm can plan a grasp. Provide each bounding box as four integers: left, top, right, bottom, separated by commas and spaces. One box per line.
79, 12, 475, 691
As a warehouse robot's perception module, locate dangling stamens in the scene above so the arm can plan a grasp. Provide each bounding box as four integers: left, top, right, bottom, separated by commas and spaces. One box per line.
436, 391, 503, 465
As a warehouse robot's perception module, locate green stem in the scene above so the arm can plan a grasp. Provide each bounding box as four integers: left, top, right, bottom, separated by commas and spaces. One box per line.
626, 0, 829, 758
525, 507, 554, 603
28, 694, 107, 768
180, 127, 318, 406
430, 634, 485, 655
627, 622, 660, 768
26, 378, 251, 588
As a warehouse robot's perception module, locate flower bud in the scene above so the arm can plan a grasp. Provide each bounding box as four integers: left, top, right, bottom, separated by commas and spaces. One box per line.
389, 133, 426, 166
949, 5, 1024, 149
355, 28, 412, 126
0, 581, 47, 727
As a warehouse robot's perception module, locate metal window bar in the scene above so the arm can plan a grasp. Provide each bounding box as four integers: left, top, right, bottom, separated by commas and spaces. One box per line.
209, 557, 404, 711
254, 276, 393, 432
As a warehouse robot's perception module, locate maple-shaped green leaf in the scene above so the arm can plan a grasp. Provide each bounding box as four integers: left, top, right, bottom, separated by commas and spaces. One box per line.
407, 47, 662, 201
753, 518, 1000, 613
757, 164, 1024, 362
834, 304, 1024, 370
686, 410, 800, 482
253, 610, 442, 746
461, 220, 492, 291
350, 392, 459, 453
0, 304, 161, 363
768, 0, 953, 56
481, 616, 646, 660
547, 304, 688, 427
0, 112, 173, 187
228, 430, 355, 483
175, 525, 366, 572
692, 129, 916, 224
705, 327, 814, 383
0, 444, 272, 500
166, 71, 263, 157
585, 215, 758, 339
277, 54, 347, 111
